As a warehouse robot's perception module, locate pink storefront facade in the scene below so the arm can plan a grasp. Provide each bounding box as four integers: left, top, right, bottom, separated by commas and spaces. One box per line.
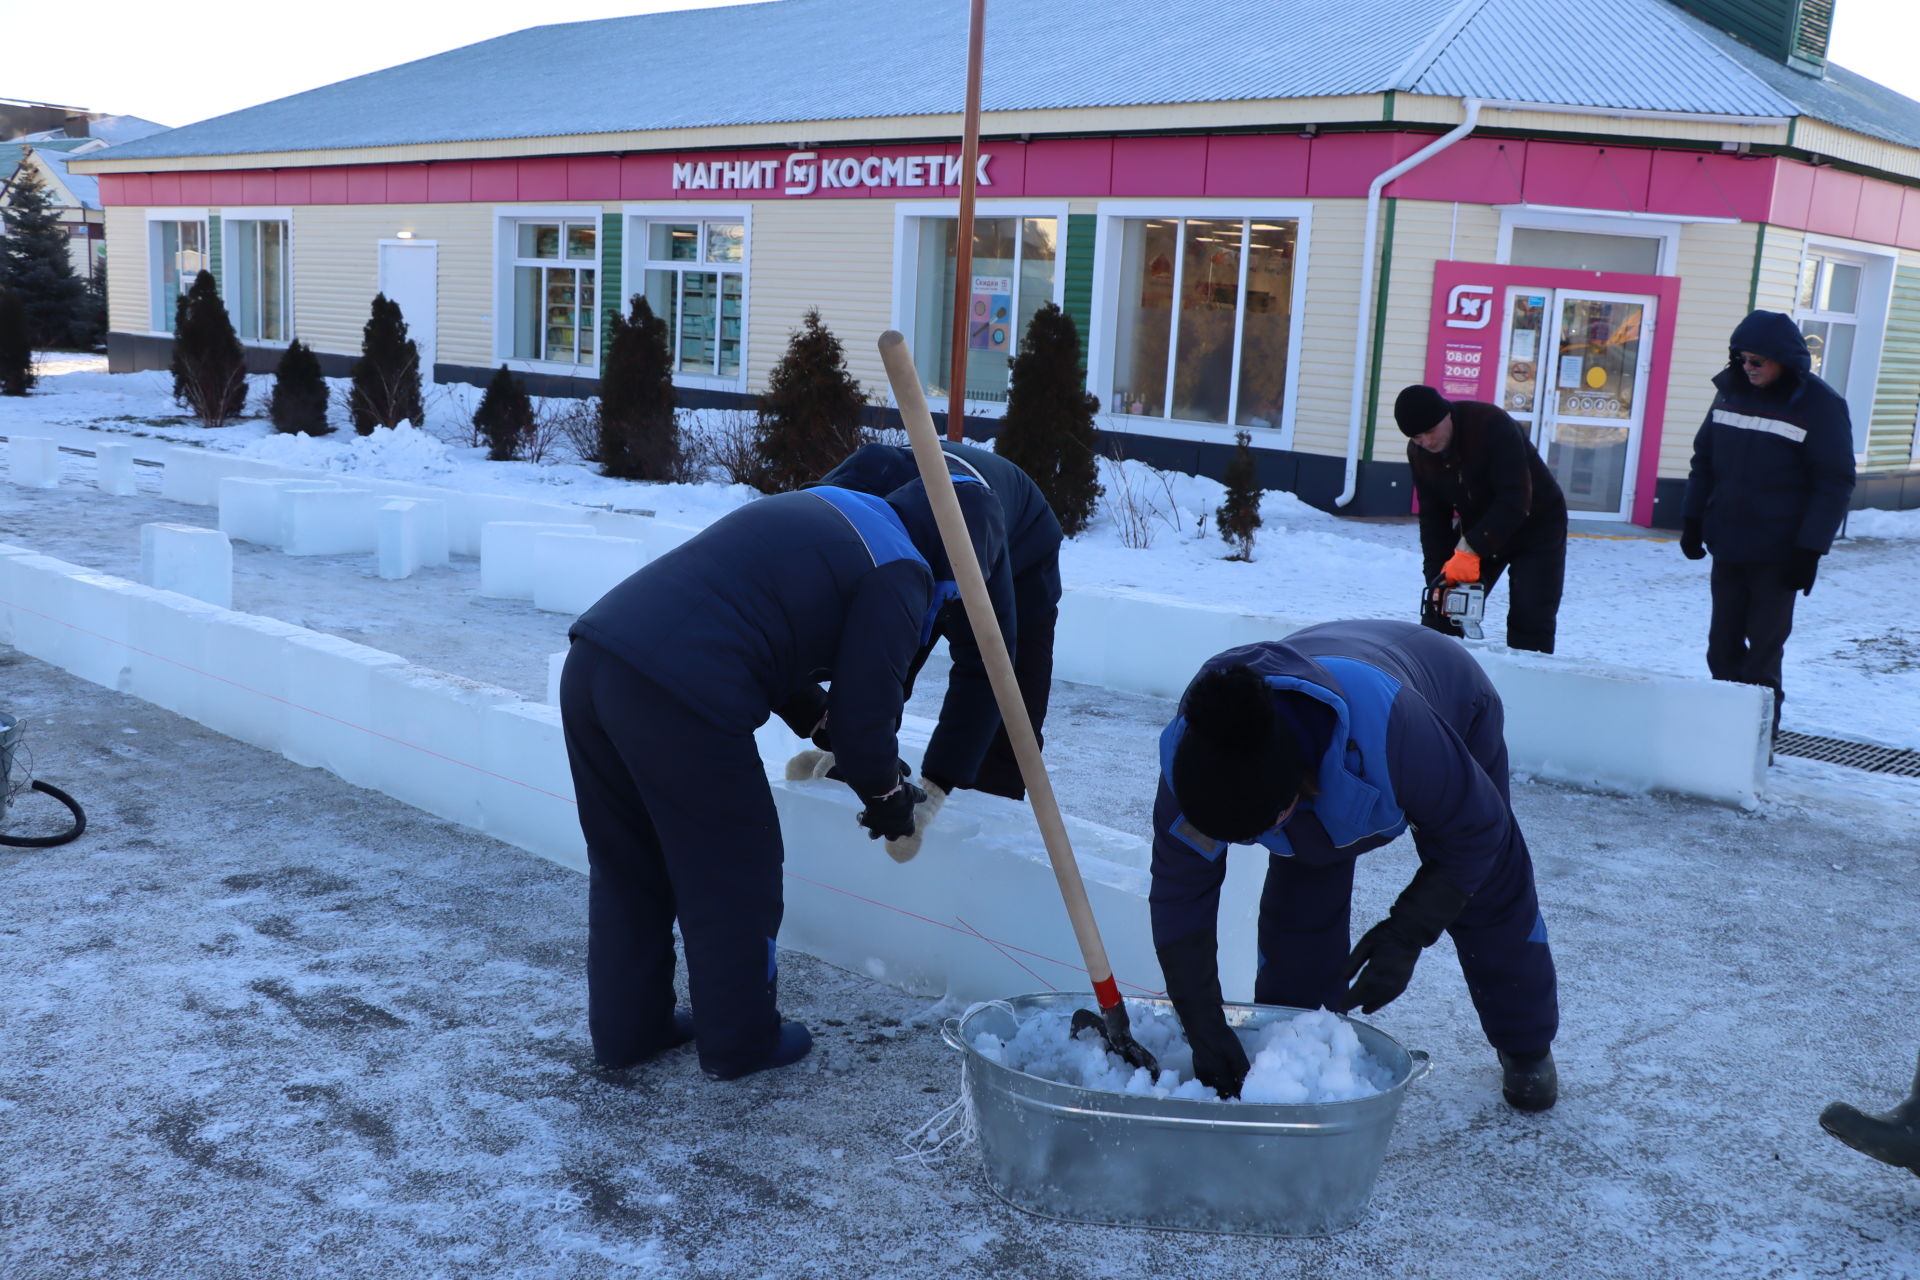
100, 127, 1920, 522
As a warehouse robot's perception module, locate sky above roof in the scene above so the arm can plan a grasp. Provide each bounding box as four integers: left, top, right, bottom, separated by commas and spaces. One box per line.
12, 0, 1920, 151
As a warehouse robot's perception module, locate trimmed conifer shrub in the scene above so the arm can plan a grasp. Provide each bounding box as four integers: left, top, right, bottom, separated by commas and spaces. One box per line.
996, 302, 1101, 537
0, 285, 35, 396
169, 270, 247, 427
597, 296, 680, 480
473, 364, 535, 462
267, 338, 332, 435
753, 307, 867, 493
1216, 429, 1263, 561
0, 166, 89, 349
349, 293, 424, 434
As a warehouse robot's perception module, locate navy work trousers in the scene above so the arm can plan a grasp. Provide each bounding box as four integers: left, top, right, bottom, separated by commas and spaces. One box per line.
968, 558, 1061, 801
1250, 693, 1559, 1056
1706, 558, 1797, 738
560, 638, 785, 1077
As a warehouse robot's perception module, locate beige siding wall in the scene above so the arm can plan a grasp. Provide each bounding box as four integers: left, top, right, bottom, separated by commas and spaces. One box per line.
104, 205, 149, 334
287, 203, 498, 367
1655, 221, 1762, 479
1288, 199, 1366, 455
1365, 199, 1501, 460
743, 198, 898, 397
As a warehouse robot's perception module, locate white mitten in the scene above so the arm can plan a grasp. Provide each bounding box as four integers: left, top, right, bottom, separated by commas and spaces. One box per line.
883, 779, 949, 864
784, 749, 836, 781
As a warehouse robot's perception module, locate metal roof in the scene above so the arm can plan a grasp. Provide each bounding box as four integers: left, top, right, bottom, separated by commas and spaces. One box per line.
1410, 0, 1798, 115
85, 0, 1920, 164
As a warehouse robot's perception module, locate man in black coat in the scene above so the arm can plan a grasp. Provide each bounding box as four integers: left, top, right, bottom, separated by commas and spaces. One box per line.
1680, 310, 1855, 740
560, 480, 1007, 1081
1395, 385, 1570, 654
802, 441, 1062, 803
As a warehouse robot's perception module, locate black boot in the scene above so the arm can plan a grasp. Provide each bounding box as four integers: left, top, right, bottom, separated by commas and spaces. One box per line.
1819, 1054, 1920, 1176
1498, 1048, 1558, 1112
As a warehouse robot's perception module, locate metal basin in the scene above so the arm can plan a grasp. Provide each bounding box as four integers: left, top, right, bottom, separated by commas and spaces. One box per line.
943, 992, 1429, 1237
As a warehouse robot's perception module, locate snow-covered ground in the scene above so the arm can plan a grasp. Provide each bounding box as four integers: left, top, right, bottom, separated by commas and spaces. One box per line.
2, 356, 1918, 1278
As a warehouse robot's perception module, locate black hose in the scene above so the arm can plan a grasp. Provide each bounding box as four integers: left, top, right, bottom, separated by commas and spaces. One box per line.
0, 780, 86, 848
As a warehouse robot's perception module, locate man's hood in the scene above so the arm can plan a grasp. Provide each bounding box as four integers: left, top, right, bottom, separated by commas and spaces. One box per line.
1728, 310, 1811, 373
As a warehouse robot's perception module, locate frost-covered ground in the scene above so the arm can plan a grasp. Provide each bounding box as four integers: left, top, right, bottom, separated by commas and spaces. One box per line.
2, 356, 1918, 1278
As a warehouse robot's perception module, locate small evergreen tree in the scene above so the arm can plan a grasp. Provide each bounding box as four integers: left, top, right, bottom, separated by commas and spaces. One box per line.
1216, 430, 1263, 561
473, 364, 535, 462
72, 272, 108, 350
997, 302, 1102, 537
0, 286, 35, 396
169, 270, 247, 427
597, 295, 680, 480
754, 307, 867, 493
348, 293, 424, 434
267, 338, 332, 435
0, 165, 89, 349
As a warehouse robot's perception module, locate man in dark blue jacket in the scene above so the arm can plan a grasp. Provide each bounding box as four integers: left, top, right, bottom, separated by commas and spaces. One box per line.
1681, 310, 1855, 739
801, 441, 1061, 803
1151, 620, 1559, 1111
561, 479, 1006, 1081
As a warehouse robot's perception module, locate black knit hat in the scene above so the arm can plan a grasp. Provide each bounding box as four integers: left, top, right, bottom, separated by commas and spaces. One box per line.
1170, 665, 1310, 843
1394, 384, 1451, 437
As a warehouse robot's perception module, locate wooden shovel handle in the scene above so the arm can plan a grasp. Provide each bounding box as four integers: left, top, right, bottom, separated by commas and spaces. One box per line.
876, 330, 1124, 1012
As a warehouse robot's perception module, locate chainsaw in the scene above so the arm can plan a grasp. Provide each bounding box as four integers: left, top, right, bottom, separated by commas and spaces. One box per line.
1420, 578, 1486, 640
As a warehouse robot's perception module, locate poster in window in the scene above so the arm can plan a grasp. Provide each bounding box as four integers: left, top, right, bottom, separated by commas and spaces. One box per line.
968, 276, 1013, 354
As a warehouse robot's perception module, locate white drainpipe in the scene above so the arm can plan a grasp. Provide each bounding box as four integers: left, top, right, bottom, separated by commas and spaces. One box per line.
1335, 97, 1483, 508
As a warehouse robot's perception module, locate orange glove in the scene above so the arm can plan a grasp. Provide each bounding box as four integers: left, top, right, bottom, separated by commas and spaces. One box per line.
1441, 549, 1481, 585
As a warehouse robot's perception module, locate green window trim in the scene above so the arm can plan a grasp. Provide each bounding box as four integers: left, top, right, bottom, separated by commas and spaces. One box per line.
600, 211, 623, 377
1064, 213, 1096, 379
208, 214, 223, 295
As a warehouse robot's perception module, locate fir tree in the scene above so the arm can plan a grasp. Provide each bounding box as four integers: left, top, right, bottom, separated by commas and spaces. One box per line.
349, 293, 424, 434
268, 338, 332, 435
473, 364, 535, 462
0, 165, 88, 349
996, 302, 1102, 537
1215, 429, 1263, 561
0, 285, 35, 395
169, 270, 247, 427
597, 296, 681, 480
753, 307, 868, 493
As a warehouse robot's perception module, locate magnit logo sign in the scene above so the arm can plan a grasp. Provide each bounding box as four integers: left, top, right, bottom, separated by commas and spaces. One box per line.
1444, 284, 1495, 329
672, 151, 992, 195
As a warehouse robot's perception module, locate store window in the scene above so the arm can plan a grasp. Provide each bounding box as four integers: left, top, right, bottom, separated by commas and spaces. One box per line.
904, 213, 1058, 406
1794, 250, 1865, 395
1107, 216, 1297, 429
509, 219, 599, 366
639, 218, 746, 381
1509, 227, 1662, 276
226, 218, 289, 344
149, 218, 207, 331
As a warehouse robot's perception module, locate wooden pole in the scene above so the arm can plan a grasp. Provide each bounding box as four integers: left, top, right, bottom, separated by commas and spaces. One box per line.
877, 330, 1128, 1016
945, 0, 987, 443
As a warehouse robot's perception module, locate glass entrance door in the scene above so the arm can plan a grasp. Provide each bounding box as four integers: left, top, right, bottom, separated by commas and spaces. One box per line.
1496, 286, 1654, 518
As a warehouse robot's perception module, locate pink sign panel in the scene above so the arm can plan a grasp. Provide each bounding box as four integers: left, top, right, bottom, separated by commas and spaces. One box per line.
1425, 261, 1683, 526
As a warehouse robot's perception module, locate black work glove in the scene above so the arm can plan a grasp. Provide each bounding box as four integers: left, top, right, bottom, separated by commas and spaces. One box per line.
773, 684, 831, 749
856, 781, 927, 841
1156, 930, 1251, 1098
1782, 547, 1821, 596
1679, 518, 1706, 561
1339, 865, 1470, 1015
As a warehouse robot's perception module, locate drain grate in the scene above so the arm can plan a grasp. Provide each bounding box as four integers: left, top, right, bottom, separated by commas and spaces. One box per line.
1775, 731, 1920, 777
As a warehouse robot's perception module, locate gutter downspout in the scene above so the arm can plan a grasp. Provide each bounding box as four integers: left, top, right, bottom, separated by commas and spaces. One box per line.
1335, 97, 1482, 508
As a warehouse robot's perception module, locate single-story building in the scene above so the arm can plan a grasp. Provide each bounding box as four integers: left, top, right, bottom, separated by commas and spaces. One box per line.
73, 0, 1920, 521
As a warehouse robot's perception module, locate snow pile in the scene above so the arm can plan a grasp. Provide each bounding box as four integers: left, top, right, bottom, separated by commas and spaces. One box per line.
969, 1003, 1396, 1103
239, 420, 470, 484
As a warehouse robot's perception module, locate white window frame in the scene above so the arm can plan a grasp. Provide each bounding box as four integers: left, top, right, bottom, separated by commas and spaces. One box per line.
1494, 207, 1688, 277
1087, 199, 1313, 447
1793, 234, 1896, 457
218, 205, 294, 348
622, 202, 752, 394
890, 199, 1070, 418
144, 207, 209, 336
492, 205, 605, 376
